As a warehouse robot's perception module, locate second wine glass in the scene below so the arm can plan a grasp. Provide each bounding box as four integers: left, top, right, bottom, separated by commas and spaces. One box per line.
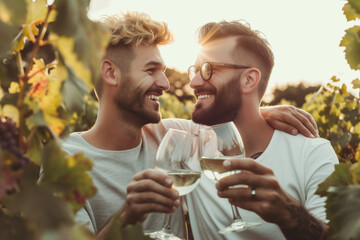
148, 128, 201, 240
198, 121, 261, 234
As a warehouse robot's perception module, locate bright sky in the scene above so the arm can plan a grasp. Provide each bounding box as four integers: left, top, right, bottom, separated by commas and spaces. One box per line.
88, 0, 358, 96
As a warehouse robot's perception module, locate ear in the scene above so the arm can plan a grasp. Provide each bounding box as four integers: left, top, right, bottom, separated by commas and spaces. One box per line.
101, 59, 119, 86
241, 68, 261, 94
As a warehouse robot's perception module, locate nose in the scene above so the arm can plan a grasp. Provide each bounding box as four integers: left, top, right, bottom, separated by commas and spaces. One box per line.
189, 72, 204, 90
156, 72, 170, 91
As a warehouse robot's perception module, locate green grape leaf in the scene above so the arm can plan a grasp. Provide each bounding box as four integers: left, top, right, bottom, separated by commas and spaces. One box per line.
25, 131, 43, 166
343, 3, 360, 21
7, 162, 75, 231
40, 224, 95, 240
59, 57, 89, 115
348, 0, 360, 16
0, 20, 19, 57
326, 186, 360, 240
49, 0, 109, 87
340, 26, 360, 70
339, 131, 352, 148
39, 140, 96, 211
0, 209, 35, 240
316, 163, 353, 196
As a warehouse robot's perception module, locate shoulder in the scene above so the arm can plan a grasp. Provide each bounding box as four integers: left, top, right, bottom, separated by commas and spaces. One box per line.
61, 132, 88, 154
276, 130, 331, 148
275, 130, 338, 164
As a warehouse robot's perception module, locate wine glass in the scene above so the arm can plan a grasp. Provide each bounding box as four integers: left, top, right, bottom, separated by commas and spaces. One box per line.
198, 121, 261, 234
148, 128, 201, 240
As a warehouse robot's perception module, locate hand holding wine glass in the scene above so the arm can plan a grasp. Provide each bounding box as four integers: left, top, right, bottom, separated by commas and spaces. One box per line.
199, 121, 261, 234
148, 128, 201, 240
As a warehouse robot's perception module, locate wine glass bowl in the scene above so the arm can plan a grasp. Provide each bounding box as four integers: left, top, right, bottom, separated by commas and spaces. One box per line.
148, 128, 201, 240
198, 122, 261, 234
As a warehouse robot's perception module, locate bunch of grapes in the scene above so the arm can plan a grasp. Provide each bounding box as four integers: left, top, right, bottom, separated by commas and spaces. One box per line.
0, 116, 30, 170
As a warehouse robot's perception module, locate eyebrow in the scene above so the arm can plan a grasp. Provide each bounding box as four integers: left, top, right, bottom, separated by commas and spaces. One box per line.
144, 61, 167, 71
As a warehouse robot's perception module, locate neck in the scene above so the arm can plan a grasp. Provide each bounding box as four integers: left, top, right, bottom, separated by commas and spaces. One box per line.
233, 102, 274, 158
81, 102, 143, 151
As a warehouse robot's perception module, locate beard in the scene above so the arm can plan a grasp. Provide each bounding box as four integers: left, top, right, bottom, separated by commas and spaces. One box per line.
192, 75, 242, 126
114, 75, 161, 126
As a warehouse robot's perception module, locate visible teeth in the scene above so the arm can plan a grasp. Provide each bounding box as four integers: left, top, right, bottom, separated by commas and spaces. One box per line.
148, 95, 160, 101
198, 94, 211, 100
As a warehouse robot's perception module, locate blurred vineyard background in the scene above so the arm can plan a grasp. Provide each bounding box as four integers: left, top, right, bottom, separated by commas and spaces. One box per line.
0, 0, 359, 240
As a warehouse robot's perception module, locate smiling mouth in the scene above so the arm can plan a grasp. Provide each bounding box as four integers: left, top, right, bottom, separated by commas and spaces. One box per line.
197, 94, 212, 100
147, 94, 160, 102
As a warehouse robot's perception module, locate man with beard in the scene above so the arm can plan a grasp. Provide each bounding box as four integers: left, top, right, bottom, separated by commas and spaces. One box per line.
61, 12, 320, 239
185, 20, 338, 239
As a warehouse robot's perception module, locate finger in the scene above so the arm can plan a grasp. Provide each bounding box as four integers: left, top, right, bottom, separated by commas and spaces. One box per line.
222, 158, 273, 175
296, 108, 319, 137
268, 120, 300, 136
280, 116, 314, 138
127, 191, 180, 209
289, 109, 317, 138
133, 169, 173, 187
217, 173, 278, 191
217, 185, 253, 200
127, 179, 179, 200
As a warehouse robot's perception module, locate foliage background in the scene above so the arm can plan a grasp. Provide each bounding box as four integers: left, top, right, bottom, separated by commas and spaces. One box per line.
0, 0, 359, 239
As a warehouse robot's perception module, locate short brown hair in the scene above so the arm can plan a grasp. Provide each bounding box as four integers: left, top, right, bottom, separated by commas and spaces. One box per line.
197, 21, 274, 99
95, 12, 174, 98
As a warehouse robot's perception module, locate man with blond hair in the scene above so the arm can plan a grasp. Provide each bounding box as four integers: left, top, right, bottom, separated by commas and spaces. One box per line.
61, 12, 319, 239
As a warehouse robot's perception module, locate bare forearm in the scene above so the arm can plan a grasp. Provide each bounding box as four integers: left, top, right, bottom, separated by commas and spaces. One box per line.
281, 204, 328, 240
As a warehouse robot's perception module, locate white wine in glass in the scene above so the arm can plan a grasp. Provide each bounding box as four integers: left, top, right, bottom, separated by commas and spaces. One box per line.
199, 122, 261, 234
148, 128, 201, 240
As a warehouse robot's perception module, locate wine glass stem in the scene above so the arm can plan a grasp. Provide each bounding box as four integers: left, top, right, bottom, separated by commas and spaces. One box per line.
231, 204, 244, 222
161, 213, 173, 234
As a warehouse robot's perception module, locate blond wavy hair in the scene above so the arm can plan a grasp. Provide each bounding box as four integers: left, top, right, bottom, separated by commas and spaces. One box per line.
102, 11, 174, 47
95, 12, 173, 98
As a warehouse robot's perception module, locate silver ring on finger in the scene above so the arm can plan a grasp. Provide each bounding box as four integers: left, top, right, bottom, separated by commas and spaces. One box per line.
250, 187, 256, 200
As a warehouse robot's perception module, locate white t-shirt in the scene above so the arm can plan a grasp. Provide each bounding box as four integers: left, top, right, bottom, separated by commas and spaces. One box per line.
186, 129, 338, 240
62, 119, 337, 239
61, 120, 196, 238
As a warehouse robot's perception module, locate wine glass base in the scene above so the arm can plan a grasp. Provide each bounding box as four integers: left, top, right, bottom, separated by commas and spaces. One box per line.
218, 220, 262, 235
145, 230, 183, 240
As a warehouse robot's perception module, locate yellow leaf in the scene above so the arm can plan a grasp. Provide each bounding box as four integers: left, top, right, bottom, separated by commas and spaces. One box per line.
0, 3, 11, 23
8, 82, 19, 93
27, 58, 48, 97
0, 104, 19, 125
43, 111, 66, 135
26, 0, 56, 24
25, 59, 67, 135
355, 151, 360, 162
68, 156, 76, 168
50, 34, 91, 88
350, 162, 360, 184
12, 24, 39, 52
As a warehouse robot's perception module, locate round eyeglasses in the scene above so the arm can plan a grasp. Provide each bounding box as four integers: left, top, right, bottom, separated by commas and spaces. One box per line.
188, 62, 251, 81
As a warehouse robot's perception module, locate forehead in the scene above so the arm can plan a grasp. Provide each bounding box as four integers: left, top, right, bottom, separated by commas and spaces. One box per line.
131, 45, 165, 68
196, 37, 238, 64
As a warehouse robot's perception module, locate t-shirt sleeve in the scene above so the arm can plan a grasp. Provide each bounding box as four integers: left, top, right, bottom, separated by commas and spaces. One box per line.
303, 139, 338, 223
162, 118, 201, 135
